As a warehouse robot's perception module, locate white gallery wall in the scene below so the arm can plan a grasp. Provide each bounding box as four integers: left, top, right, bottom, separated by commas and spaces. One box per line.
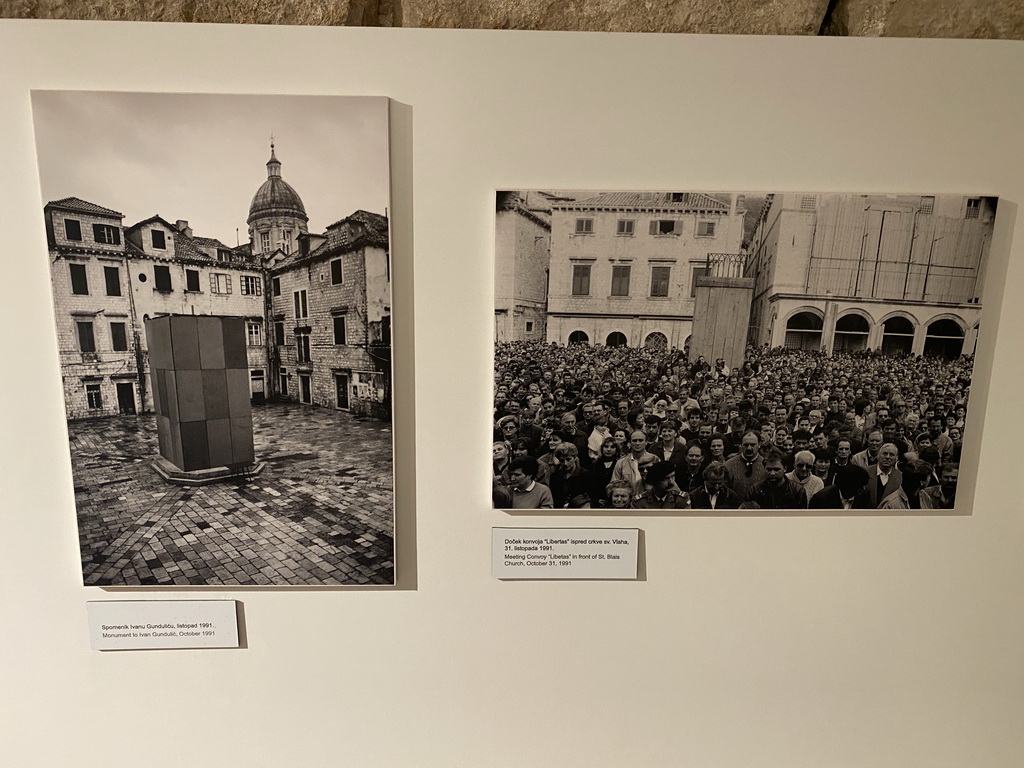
1, 21, 1023, 768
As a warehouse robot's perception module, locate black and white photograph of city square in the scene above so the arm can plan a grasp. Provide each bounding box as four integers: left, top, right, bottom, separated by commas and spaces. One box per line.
493, 190, 996, 512
33, 91, 395, 585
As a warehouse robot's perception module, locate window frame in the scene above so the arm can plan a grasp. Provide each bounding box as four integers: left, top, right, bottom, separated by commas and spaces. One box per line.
650, 220, 682, 236
77, 321, 96, 353
153, 264, 172, 292
616, 219, 635, 236
333, 315, 347, 345
92, 223, 120, 245
272, 277, 281, 297
185, 269, 201, 292
246, 321, 263, 347
240, 275, 262, 296
574, 218, 594, 235
695, 220, 717, 237
650, 266, 671, 298
610, 265, 631, 297
110, 321, 128, 352
64, 219, 82, 241
331, 258, 344, 285
260, 232, 271, 252
69, 263, 89, 295
295, 331, 311, 363
104, 265, 121, 297
690, 265, 710, 298
210, 272, 231, 295
274, 321, 286, 346
294, 289, 309, 319
151, 229, 166, 250
85, 382, 103, 410
571, 264, 591, 296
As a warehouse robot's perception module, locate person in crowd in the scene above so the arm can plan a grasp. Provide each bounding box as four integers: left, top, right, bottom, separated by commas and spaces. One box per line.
920, 463, 959, 509
809, 464, 871, 509
612, 430, 658, 498
632, 461, 691, 509
689, 461, 742, 510
899, 458, 935, 510
852, 430, 884, 470
589, 436, 621, 506
606, 479, 634, 510
549, 443, 593, 509
724, 430, 767, 503
787, 449, 825, 504
746, 450, 808, 509
507, 455, 554, 509
864, 442, 904, 509
676, 441, 708, 493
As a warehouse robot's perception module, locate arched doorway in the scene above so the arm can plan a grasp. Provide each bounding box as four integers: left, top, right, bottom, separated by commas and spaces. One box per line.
784, 311, 822, 351
881, 315, 915, 355
605, 332, 628, 348
645, 332, 668, 351
833, 313, 870, 353
567, 330, 589, 346
924, 318, 964, 358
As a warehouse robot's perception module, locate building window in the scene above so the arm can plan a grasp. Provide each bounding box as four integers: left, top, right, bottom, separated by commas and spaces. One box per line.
85, 383, 102, 410
296, 332, 311, 363
525, 321, 534, 333
571, 265, 591, 296
241, 275, 262, 295
616, 219, 635, 236
211, 273, 231, 294
154, 265, 172, 292
247, 322, 263, 346
650, 266, 671, 297
283, 230, 292, 254
93, 224, 120, 245
574, 218, 594, 234
77, 321, 96, 353
294, 289, 308, 319
110, 322, 128, 351
800, 195, 817, 210
274, 321, 285, 346
690, 265, 710, 297
104, 266, 121, 296
333, 316, 347, 345
696, 221, 717, 237
272, 277, 281, 296
650, 220, 681, 236
611, 265, 630, 297
331, 258, 343, 284
217, 251, 229, 262
965, 198, 981, 219
920, 196, 935, 215
151, 230, 166, 249
185, 269, 200, 292
260, 232, 271, 252
65, 219, 82, 241
69, 263, 89, 295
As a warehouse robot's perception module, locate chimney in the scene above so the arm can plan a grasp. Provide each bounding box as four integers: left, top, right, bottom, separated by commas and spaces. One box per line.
175, 220, 192, 238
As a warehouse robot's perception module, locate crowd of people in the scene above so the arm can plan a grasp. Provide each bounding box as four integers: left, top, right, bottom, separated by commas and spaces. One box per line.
492, 341, 973, 511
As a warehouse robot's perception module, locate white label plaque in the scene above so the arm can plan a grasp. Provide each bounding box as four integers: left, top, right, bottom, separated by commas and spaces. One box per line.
87, 600, 239, 651
492, 528, 639, 580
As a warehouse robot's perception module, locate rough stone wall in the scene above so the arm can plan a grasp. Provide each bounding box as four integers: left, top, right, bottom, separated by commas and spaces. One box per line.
3, 0, 1022, 38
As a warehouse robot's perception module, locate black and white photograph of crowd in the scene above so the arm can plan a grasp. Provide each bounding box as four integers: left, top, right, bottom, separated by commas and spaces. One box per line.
492, 190, 997, 511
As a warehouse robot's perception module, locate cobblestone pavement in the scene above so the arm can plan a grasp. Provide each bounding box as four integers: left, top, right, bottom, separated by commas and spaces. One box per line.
70, 402, 394, 586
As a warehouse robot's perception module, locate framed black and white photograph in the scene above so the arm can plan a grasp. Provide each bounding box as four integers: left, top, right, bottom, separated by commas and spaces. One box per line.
493, 189, 995, 513
33, 91, 396, 585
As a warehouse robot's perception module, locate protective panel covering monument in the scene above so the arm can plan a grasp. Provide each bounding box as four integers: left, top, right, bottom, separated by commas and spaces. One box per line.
147, 314, 258, 481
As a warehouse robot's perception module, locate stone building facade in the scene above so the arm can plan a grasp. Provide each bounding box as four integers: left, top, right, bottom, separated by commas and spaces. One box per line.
494, 191, 551, 342
746, 193, 994, 358
545, 191, 746, 350
268, 210, 391, 418
45, 145, 391, 421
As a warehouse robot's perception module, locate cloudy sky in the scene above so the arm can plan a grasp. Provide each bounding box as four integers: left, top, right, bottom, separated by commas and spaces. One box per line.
31, 91, 391, 246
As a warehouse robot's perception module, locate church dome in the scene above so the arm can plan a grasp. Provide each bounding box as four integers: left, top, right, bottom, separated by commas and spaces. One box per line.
247, 145, 308, 226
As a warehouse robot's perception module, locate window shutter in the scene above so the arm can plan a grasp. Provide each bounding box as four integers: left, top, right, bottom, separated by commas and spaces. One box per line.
210, 273, 217, 292
649, 221, 658, 236
673, 220, 683, 235
226, 275, 232, 294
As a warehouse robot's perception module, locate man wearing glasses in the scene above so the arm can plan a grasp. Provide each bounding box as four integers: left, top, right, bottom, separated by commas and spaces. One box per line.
786, 449, 824, 504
